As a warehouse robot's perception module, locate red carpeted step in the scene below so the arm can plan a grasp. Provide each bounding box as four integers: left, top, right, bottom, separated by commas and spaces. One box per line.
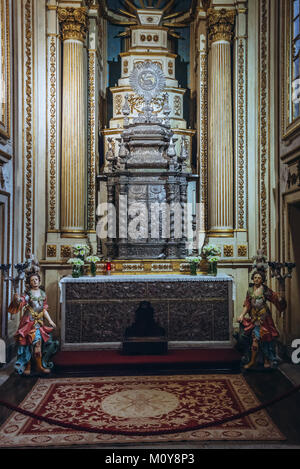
54, 348, 241, 371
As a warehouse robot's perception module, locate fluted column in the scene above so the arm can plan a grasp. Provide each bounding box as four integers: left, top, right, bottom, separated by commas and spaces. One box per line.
58, 7, 88, 235
207, 8, 235, 236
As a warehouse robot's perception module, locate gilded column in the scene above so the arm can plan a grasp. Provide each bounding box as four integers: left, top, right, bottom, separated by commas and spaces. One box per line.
207, 8, 235, 236
58, 7, 88, 235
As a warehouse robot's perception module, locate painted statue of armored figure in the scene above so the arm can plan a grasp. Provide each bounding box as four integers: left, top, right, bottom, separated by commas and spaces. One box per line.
238, 252, 286, 370
8, 264, 59, 376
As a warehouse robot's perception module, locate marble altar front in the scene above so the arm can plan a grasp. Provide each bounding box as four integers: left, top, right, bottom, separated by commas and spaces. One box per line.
59, 275, 233, 351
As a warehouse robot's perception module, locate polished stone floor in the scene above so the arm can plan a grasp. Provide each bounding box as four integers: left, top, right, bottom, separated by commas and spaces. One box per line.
0, 359, 300, 450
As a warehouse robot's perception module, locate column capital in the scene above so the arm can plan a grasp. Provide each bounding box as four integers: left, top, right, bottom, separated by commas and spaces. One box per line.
207, 8, 236, 43
58, 6, 88, 42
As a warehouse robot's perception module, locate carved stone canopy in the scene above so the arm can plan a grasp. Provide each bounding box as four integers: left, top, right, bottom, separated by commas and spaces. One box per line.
207, 8, 236, 44
58, 7, 89, 42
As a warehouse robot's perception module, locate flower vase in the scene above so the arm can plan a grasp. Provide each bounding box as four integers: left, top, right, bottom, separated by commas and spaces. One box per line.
189, 263, 197, 276
72, 266, 81, 278
77, 255, 85, 276
208, 262, 218, 276
90, 262, 97, 277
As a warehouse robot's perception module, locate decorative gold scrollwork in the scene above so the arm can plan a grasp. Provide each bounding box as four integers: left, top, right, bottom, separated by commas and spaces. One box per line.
57, 7, 88, 42
207, 8, 236, 43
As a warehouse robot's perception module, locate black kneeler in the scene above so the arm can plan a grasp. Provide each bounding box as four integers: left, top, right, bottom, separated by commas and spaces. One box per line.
122, 301, 168, 355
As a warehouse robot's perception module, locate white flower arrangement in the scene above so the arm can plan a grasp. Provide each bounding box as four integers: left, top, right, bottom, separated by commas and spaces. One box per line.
185, 256, 201, 264
202, 244, 221, 257
67, 258, 85, 266
73, 244, 90, 257
207, 256, 220, 263
86, 256, 100, 264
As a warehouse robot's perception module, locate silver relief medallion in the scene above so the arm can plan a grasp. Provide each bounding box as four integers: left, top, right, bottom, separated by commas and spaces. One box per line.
129, 61, 166, 103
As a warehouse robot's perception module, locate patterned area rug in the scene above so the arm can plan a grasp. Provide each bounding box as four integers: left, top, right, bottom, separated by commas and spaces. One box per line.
0, 374, 284, 447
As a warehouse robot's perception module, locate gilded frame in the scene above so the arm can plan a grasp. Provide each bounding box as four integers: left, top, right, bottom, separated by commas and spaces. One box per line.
0, 0, 10, 140
282, 0, 300, 140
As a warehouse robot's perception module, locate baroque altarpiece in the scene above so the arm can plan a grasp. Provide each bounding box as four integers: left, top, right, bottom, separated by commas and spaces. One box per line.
0, 0, 300, 357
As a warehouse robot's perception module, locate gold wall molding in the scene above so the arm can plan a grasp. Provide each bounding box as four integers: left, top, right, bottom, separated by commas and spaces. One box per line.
199, 52, 208, 232
48, 36, 57, 231
207, 8, 236, 44
120, 51, 177, 58
0, 0, 11, 140
57, 6, 88, 42
88, 49, 96, 231
47, 5, 57, 11
258, 0, 270, 255
236, 38, 248, 230
23, 0, 34, 258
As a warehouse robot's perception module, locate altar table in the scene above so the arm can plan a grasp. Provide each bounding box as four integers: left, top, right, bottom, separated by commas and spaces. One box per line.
59, 275, 234, 350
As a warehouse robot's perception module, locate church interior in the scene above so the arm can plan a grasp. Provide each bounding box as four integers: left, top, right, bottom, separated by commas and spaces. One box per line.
0, 0, 300, 450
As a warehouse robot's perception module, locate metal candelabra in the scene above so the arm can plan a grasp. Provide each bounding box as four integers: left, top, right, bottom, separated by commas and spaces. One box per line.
268, 261, 296, 293
0, 262, 29, 293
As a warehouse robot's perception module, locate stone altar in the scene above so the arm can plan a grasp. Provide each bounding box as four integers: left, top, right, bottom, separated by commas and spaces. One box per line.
59, 275, 233, 351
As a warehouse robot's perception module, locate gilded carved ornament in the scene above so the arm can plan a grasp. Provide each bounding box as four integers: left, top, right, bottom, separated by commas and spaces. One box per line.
127, 94, 167, 114
207, 8, 236, 44
223, 245, 234, 257
47, 245, 57, 258
238, 245, 247, 257
61, 245, 72, 258
57, 7, 88, 42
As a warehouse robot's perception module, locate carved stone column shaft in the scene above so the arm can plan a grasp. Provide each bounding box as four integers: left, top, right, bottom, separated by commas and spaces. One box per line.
58, 7, 88, 235
207, 9, 235, 235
